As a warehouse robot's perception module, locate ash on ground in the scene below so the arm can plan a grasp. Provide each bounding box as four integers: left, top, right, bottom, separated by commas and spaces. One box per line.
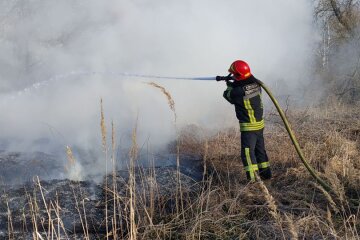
0, 151, 203, 239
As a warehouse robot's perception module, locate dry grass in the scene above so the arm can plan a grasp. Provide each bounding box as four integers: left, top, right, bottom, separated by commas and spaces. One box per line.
100, 98, 110, 240
147, 82, 176, 121
3, 96, 360, 239
174, 103, 360, 239
146, 82, 185, 220
64, 146, 75, 172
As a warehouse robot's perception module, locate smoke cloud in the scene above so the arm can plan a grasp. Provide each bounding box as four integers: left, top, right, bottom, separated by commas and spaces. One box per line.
0, 0, 316, 179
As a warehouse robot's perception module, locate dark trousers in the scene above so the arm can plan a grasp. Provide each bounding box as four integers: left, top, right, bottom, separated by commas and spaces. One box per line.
241, 129, 272, 181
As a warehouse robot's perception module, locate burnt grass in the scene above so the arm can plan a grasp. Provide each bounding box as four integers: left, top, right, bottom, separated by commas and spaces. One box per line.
0, 164, 202, 239
1, 105, 360, 239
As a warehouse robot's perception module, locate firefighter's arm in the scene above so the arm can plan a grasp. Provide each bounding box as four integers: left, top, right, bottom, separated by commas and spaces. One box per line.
223, 82, 234, 104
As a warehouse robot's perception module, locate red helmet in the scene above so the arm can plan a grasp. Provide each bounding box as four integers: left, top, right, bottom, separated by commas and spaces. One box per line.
228, 60, 252, 80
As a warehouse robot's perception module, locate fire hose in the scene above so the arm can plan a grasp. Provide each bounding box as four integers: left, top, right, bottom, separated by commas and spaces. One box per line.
138, 73, 333, 193
252, 79, 333, 192
113, 72, 333, 193
215, 75, 333, 193
125, 72, 333, 193
13, 70, 334, 193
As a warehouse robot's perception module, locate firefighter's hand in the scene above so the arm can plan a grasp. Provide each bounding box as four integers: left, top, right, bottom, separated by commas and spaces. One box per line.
216, 75, 232, 81
226, 80, 233, 87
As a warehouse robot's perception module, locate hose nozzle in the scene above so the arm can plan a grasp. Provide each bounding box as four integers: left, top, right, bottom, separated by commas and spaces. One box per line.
216, 74, 233, 81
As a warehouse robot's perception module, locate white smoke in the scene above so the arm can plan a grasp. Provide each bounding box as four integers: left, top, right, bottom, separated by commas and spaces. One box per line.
0, 0, 316, 179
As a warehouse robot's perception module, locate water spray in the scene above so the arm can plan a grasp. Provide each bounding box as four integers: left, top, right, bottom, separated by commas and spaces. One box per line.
1, 71, 216, 101
1, 70, 334, 193
144, 72, 334, 193
116, 71, 334, 193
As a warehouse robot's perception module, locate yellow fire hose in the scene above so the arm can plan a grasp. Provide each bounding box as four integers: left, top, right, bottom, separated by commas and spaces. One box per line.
254, 79, 334, 193
119, 72, 335, 194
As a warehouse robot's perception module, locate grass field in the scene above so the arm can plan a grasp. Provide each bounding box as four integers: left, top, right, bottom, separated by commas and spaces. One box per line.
3, 97, 360, 239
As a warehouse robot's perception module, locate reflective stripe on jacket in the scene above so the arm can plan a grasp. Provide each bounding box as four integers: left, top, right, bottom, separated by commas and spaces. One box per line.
223, 75, 264, 131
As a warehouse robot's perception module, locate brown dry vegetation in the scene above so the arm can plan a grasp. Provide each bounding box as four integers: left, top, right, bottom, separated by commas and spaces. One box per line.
93, 98, 360, 239
4, 99, 360, 239
175, 101, 360, 239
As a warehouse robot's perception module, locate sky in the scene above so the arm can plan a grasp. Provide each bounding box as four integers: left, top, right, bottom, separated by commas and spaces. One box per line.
0, 0, 316, 179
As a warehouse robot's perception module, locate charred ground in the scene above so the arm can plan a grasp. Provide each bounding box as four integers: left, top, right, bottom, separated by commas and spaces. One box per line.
1, 103, 360, 239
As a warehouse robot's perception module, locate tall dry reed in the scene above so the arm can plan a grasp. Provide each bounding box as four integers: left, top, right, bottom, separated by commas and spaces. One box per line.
100, 98, 109, 240
146, 81, 184, 220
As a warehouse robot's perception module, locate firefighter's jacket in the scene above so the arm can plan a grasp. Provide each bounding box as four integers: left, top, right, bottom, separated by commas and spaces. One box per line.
223, 75, 264, 131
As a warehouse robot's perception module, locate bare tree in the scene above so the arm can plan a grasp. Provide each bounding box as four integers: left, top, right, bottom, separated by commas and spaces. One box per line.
315, 0, 360, 102
315, 0, 360, 39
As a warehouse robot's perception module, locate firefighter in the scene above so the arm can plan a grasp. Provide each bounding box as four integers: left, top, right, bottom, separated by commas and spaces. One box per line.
222, 60, 271, 181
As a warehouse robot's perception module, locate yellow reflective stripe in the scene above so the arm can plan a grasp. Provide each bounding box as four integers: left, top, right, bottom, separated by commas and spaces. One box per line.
243, 99, 250, 121
244, 99, 256, 123
241, 126, 264, 131
241, 124, 264, 128
240, 120, 264, 131
245, 164, 259, 171
240, 120, 264, 127
258, 162, 270, 169
243, 99, 249, 110
245, 148, 256, 180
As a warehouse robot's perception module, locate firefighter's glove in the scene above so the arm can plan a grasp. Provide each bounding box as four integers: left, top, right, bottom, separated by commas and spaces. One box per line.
226, 81, 233, 87
216, 75, 232, 81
